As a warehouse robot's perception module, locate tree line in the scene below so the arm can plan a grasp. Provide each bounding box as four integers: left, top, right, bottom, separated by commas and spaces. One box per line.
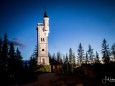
29, 38, 115, 74
0, 34, 37, 85
0, 33, 115, 84
48, 38, 115, 65
54, 39, 115, 73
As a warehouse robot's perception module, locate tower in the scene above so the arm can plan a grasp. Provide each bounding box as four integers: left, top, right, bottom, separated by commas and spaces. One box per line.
36, 10, 49, 65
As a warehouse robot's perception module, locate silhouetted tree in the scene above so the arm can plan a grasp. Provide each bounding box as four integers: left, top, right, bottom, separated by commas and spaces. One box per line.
111, 43, 115, 61
95, 51, 100, 63
102, 39, 110, 63
0, 38, 2, 64
57, 52, 62, 63
0, 38, 3, 75
0, 38, 2, 55
77, 43, 84, 65
73, 53, 76, 67
2, 33, 8, 60
52, 53, 56, 60
15, 48, 23, 73
87, 44, 94, 63
85, 52, 88, 64
65, 54, 69, 73
29, 56, 37, 70
9, 42, 15, 58
69, 48, 74, 73
48, 52, 52, 63
15, 48, 22, 62
8, 42, 15, 78
29, 46, 37, 69
63, 54, 69, 74
1, 34, 9, 75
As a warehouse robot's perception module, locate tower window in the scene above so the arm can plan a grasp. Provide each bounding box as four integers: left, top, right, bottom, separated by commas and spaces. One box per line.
42, 49, 44, 51
41, 38, 45, 42
43, 38, 45, 41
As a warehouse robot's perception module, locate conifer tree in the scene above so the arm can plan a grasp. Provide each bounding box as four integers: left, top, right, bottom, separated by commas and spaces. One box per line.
77, 43, 84, 65
85, 52, 88, 64
15, 47, 23, 69
0, 38, 2, 55
9, 42, 15, 59
102, 39, 110, 63
63, 54, 69, 74
87, 45, 94, 63
111, 43, 115, 61
2, 33, 8, 63
0, 38, 3, 72
8, 42, 15, 78
95, 51, 100, 63
2, 33, 8, 72
69, 48, 73, 64
73, 53, 76, 67
15, 48, 22, 61
52, 53, 56, 60
57, 52, 62, 63
69, 48, 74, 73
29, 46, 37, 69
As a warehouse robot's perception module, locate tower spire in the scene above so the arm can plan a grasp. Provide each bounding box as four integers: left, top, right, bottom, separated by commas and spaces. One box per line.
44, 8, 48, 17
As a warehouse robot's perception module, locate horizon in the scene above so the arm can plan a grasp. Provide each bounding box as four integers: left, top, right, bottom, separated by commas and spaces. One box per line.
0, 0, 115, 60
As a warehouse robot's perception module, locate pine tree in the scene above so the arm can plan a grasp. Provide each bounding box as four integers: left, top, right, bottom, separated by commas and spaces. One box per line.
77, 43, 84, 65
69, 48, 74, 73
102, 39, 110, 63
9, 42, 15, 59
52, 53, 56, 60
0, 38, 3, 72
85, 52, 88, 64
65, 54, 69, 74
57, 52, 62, 63
15, 47, 23, 70
29, 46, 37, 69
48, 52, 52, 63
111, 43, 115, 61
2, 33, 8, 72
69, 48, 73, 64
2, 33, 8, 63
15, 48, 22, 61
73, 53, 76, 67
87, 45, 94, 63
95, 51, 100, 63
8, 42, 15, 78
0, 38, 2, 55
62, 54, 69, 74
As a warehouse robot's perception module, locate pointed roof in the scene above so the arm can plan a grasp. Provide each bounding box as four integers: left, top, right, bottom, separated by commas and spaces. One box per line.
44, 10, 48, 17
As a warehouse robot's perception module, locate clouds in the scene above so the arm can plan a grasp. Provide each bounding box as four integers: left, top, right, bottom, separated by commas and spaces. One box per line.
8, 37, 26, 48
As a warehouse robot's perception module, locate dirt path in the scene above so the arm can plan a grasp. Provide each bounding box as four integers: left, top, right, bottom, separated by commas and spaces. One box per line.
23, 73, 57, 86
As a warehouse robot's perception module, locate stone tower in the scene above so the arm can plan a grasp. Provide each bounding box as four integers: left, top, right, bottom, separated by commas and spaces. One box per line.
36, 10, 49, 65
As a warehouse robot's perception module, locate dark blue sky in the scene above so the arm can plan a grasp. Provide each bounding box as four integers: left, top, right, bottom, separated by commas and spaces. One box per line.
0, 0, 115, 60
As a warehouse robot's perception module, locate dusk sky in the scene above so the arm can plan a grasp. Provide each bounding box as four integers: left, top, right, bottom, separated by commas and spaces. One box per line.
0, 0, 115, 60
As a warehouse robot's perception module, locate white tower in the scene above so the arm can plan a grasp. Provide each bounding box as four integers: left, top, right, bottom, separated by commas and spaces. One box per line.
36, 10, 49, 65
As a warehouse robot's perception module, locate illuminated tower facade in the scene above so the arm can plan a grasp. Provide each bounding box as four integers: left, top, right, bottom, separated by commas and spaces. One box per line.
36, 10, 49, 65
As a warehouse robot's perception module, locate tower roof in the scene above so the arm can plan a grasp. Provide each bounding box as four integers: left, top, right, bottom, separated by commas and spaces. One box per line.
44, 10, 48, 17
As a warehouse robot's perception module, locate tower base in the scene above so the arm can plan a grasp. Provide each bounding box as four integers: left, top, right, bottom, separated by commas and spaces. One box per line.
35, 64, 51, 73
